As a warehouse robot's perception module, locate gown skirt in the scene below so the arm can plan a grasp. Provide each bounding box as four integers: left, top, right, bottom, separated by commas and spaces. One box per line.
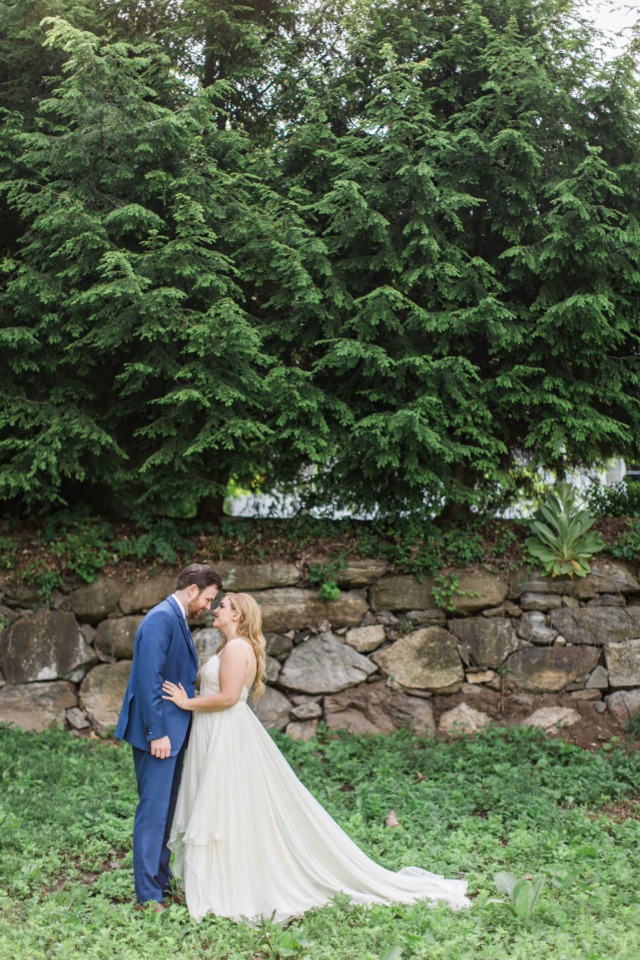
168, 655, 470, 923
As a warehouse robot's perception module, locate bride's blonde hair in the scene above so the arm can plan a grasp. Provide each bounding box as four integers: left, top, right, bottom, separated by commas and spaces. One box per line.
221, 592, 267, 702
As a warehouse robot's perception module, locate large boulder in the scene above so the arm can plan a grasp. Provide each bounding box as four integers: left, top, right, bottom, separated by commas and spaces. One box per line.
450, 618, 519, 668
252, 686, 292, 731
344, 624, 386, 653
69, 577, 120, 624
94, 616, 143, 660
372, 627, 464, 693
548, 607, 640, 646
306, 559, 388, 589
336, 560, 388, 588
505, 646, 600, 692
192, 627, 223, 662
370, 572, 507, 614
406, 609, 448, 628
586, 560, 640, 595
265, 633, 294, 661
286, 720, 319, 741
290, 699, 322, 721
447, 572, 508, 615
1, 582, 41, 608
265, 655, 281, 683
586, 665, 609, 690
215, 561, 299, 592
119, 575, 175, 614
605, 639, 640, 689
517, 611, 558, 646
369, 576, 431, 612
0, 611, 97, 683
438, 702, 492, 736
257, 588, 368, 633
520, 593, 563, 612
512, 560, 640, 600
79, 661, 131, 735
278, 631, 376, 694
324, 680, 435, 736
0, 604, 21, 631
0, 680, 77, 731
605, 689, 640, 729
521, 706, 581, 733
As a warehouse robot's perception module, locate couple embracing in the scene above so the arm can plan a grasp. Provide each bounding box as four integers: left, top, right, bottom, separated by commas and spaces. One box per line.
116, 563, 470, 923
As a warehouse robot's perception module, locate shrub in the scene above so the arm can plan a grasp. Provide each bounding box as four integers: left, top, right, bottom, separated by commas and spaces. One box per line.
525, 482, 605, 578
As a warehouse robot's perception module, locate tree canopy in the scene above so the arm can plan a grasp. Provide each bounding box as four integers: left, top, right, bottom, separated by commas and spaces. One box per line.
2, 0, 640, 520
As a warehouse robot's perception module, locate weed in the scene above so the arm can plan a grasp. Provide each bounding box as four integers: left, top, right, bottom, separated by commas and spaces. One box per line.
308, 556, 347, 603
610, 521, 640, 563
258, 919, 312, 959
431, 572, 459, 612
114, 519, 195, 565
22, 560, 64, 604
625, 709, 640, 743
487, 871, 544, 922
0, 535, 19, 570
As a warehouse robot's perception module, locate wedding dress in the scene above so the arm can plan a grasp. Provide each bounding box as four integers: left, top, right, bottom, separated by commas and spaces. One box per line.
168, 655, 470, 923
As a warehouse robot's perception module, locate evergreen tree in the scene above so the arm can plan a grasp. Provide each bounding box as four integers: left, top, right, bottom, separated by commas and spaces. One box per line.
0, 18, 276, 516
270, 0, 640, 515
2, 0, 640, 521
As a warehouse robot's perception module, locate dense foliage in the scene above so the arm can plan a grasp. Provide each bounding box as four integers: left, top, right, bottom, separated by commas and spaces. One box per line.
1, 724, 639, 959
2, 0, 640, 519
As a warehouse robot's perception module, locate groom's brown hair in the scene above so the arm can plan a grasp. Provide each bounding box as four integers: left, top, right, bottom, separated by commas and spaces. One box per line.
176, 563, 223, 592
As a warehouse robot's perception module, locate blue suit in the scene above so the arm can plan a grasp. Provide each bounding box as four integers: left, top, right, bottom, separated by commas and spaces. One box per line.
115, 596, 198, 904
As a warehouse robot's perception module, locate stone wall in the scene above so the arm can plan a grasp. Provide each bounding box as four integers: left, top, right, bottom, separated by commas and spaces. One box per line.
1, 558, 640, 740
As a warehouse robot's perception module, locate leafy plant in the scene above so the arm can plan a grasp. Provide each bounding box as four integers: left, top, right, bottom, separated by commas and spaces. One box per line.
41, 510, 114, 583
487, 871, 544, 922
610, 521, 640, 563
0, 536, 19, 570
431, 572, 459, 612
585, 478, 640, 518
525, 483, 605, 578
114, 519, 195, 565
624, 709, 640, 744
379, 949, 404, 960
308, 557, 346, 603
258, 921, 312, 960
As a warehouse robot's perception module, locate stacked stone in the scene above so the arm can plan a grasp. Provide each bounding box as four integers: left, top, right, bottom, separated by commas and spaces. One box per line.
1, 558, 639, 739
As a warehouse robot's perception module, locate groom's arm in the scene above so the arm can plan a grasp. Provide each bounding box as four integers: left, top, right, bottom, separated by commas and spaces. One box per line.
136, 609, 173, 756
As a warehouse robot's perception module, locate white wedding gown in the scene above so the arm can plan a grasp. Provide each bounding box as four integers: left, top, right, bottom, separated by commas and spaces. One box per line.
168, 655, 470, 923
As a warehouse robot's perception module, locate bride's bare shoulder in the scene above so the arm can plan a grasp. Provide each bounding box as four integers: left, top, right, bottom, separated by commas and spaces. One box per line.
221, 637, 254, 657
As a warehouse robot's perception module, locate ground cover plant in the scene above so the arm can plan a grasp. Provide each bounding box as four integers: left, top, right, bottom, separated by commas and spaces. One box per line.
1, 724, 639, 960
1, 501, 637, 611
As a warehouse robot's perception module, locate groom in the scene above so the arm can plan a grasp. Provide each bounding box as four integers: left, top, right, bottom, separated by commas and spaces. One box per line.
115, 562, 223, 909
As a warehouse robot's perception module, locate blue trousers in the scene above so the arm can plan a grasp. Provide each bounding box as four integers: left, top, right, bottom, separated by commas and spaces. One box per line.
131, 745, 185, 904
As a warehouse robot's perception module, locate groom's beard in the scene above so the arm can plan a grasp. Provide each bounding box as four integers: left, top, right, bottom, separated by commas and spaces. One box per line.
186, 599, 203, 619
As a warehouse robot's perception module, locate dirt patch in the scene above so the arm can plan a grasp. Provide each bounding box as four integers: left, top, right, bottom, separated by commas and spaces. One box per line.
587, 798, 640, 822
431, 686, 636, 751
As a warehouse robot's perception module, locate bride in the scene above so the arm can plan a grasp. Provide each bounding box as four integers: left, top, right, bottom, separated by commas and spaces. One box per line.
162, 592, 470, 923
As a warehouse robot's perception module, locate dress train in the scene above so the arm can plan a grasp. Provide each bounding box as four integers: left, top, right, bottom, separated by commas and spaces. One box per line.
168, 656, 470, 923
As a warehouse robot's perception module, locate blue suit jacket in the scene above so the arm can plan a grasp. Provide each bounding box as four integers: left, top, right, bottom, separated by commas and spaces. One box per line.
115, 596, 198, 756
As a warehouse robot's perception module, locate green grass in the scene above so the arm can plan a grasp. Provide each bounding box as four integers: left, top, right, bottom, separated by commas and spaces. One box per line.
1, 725, 639, 960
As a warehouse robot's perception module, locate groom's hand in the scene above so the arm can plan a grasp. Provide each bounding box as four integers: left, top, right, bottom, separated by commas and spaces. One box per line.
150, 736, 171, 759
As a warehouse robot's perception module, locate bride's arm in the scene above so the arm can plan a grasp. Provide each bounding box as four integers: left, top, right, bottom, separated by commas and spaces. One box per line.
162, 643, 248, 712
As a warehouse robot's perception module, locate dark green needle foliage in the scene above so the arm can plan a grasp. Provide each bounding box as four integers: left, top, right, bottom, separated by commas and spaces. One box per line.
2, 0, 640, 520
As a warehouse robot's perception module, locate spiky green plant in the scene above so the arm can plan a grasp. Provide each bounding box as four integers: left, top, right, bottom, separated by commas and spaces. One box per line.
525, 482, 605, 578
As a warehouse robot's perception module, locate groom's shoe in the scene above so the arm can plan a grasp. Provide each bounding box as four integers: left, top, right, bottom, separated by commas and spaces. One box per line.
165, 893, 185, 905
134, 901, 167, 914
